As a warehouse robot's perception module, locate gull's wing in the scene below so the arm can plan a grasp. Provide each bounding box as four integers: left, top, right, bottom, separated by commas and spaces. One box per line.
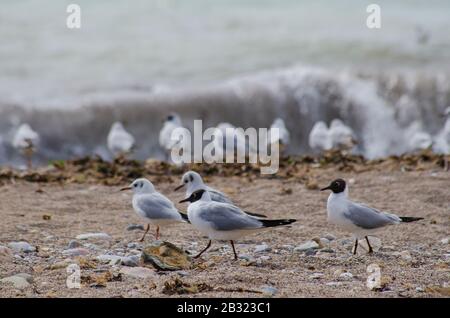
206, 187, 234, 204
344, 202, 401, 229
135, 193, 181, 220
199, 202, 263, 231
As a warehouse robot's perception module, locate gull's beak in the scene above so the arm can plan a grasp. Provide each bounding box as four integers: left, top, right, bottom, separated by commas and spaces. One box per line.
174, 184, 185, 191
179, 197, 190, 203
120, 186, 132, 192
320, 185, 331, 191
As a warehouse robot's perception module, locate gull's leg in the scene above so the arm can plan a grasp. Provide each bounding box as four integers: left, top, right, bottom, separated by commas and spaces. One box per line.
139, 224, 150, 242
155, 226, 160, 240
365, 236, 373, 254
194, 240, 212, 259
353, 239, 358, 255
230, 240, 238, 260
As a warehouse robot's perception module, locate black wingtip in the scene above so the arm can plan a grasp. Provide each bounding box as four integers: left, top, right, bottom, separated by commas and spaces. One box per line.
400, 216, 424, 223
244, 210, 268, 218
260, 218, 297, 228
179, 212, 190, 223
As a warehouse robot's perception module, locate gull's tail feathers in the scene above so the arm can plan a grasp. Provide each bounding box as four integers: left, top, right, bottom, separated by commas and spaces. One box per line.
399, 216, 424, 223
260, 218, 296, 228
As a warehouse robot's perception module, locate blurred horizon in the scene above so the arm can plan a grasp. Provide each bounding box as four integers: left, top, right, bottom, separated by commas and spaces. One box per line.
1, 0, 449, 107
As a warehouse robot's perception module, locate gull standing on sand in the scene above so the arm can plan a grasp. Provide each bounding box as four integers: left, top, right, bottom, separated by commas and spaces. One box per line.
120, 178, 188, 241
12, 123, 40, 169
174, 170, 267, 218
309, 121, 332, 152
159, 113, 186, 161
329, 119, 357, 150
268, 118, 290, 153
321, 178, 423, 254
107, 122, 135, 157
179, 189, 296, 260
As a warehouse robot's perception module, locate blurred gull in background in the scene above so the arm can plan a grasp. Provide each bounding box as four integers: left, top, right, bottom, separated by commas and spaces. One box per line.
107, 122, 135, 158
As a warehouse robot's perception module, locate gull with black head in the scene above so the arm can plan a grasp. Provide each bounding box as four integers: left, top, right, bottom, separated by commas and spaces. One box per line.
180, 189, 296, 260
321, 178, 423, 254
174, 171, 267, 218
120, 178, 188, 241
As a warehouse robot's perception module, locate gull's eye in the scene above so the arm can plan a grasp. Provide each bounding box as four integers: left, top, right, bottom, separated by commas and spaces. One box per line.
184, 179, 188, 183
133, 184, 137, 187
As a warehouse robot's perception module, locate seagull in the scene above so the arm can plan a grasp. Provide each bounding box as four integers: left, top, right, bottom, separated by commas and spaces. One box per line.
120, 178, 188, 241
433, 113, 450, 155
12, 123, 40, 169
107, 122, 135, 157
321, 178, 423, 254
213, 123, 256, 162
179, 189, 296, 260
405, 121, 432, 152
309, 121, 332, 152
174, 170, 267, 218
159, 113, 187, 161
268, 118, 290, 153
329, 119, 357, 150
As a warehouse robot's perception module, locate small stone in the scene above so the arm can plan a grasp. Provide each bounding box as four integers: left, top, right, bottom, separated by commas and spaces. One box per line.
260, 285, 278, 297
119, 266, 156, 279
176, 271, 190, 277
324, 233, 336, 241
305, 249, 318, 256
121, 255, 140, 267
259, 255, 271, 261
319, 238, 330, 245
75, 233, 112, 241
326, 282, 343, 287
0, 275, 31, 289
339, 272, 353, 280
399, 250, 412, 262
319, 248, 335, 253
126, 224, 145, 231
309, 273, 324, 280
8, 242, 36, 253
440, 237, 450, 244
97, 254, 123, 265
62, 248, 90, 257
67, 240, 82, 249
415, 287, 424, 293
141, 241, 191, 271
127, 243, 139, 249
254, 244, 271, 253
281, 245, 294, 251
294, 241, 320, 252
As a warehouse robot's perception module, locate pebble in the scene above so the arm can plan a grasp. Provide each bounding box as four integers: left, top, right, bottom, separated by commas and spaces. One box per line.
326, 282, 343, 287
121, 255, 140, 267
260, 285, 278, 297
319, 248, 335, 253
294, 241, 320, 252
0, 274, 32, 289
67, 240, 82, 249
62, 248, 90, 257
127, 243, 139, 249
176, 271, 190, 277
441, 237, 450, 245
281, 245, 294, 251
8, 242, 36, 253
415, 287, 425, 293
319, 238, 330, 245
399, 250, 412, 262
308, 273, 324, 280
339, 272, 354, 281
254, 244, 271, 253
119, 266, 156, 279
323, 233, 336, 241
76, 233, 112, 241
305, 249, 318, 256
97, 254, 123, 265
126, 224, 145, 231
259, 255, 271, 261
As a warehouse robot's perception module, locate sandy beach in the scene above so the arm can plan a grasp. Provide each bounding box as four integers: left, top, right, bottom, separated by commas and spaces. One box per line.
0, 155, 449, 298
